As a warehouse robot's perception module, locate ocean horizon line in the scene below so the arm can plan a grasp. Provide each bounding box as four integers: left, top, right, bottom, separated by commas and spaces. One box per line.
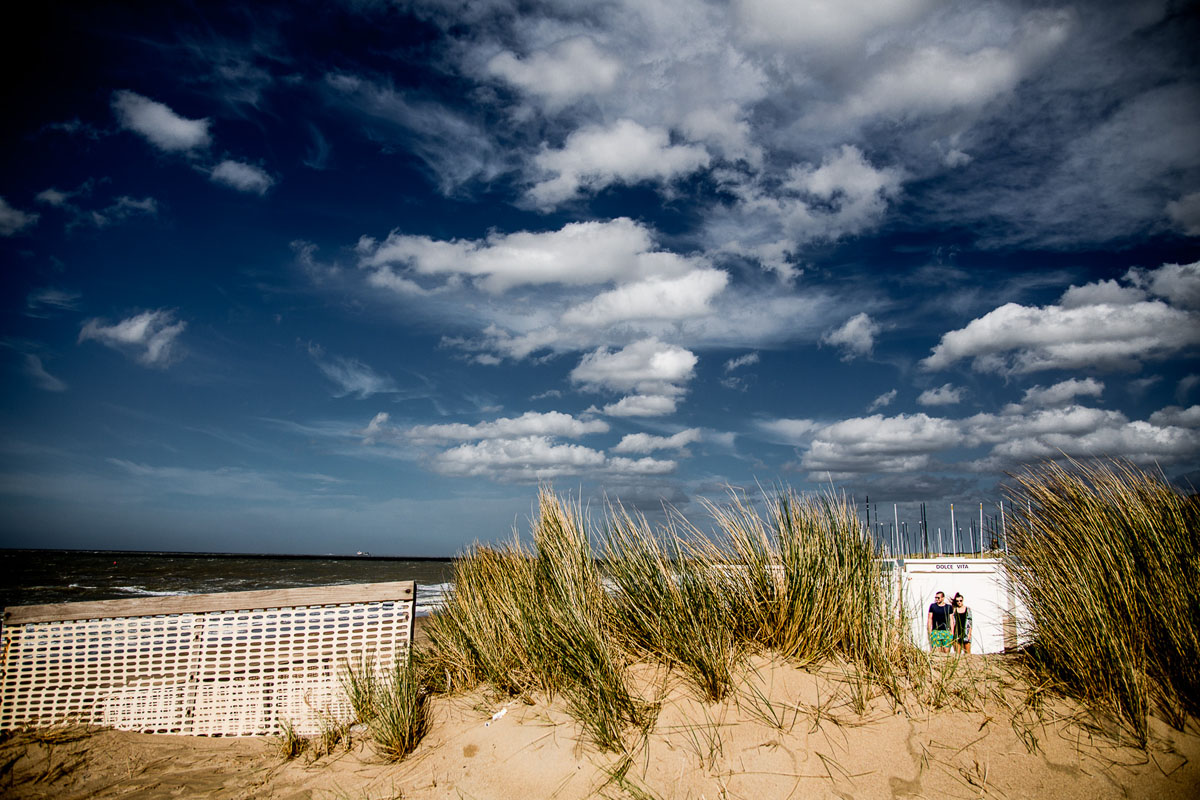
0, 547, 453, 561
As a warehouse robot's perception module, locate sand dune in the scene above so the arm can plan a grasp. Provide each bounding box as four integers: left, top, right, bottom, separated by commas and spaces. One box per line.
4, 654, 1198, 799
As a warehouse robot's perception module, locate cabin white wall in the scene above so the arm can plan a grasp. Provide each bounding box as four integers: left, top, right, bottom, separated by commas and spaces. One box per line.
898, 559, 1025, 654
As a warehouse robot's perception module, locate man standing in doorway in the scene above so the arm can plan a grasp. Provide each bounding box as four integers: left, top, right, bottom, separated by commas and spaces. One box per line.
928, 591, 953, 653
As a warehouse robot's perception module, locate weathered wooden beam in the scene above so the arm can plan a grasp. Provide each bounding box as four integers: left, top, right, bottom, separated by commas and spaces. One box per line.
4, 580, 416, 625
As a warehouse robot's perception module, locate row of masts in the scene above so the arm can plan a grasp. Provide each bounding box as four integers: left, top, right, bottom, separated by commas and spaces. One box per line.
861, 497, 1025, 558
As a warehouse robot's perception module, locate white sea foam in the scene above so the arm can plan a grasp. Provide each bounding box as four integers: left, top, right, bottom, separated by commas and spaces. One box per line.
113, 586, 192, 597
415, 581, 452, 617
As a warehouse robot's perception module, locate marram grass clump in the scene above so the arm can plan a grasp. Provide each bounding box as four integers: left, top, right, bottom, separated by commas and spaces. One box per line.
710, 489, 903, 677
603, 506, 742, 702
424, 488, 647, 751
339, 654, 430, 762
368, 656, 431, 761
422, 486, 910, 750
1005, 458, 1200, 745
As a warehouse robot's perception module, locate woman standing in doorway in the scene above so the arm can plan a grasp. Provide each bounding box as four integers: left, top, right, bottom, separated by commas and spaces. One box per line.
927, 591, 953, 653
952, 593, 973, 654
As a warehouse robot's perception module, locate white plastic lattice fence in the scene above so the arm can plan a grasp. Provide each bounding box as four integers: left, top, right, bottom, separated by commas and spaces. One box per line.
0, 581, 415, 736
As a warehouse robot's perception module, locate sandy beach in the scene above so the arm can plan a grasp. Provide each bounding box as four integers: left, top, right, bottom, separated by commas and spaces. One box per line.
4, 649, 1198, 800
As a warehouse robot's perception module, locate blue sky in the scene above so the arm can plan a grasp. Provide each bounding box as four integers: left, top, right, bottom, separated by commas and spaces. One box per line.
1, 0, 1198, 556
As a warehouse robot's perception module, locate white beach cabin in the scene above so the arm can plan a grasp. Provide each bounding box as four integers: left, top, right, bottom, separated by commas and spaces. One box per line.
895, 558, 1026, 654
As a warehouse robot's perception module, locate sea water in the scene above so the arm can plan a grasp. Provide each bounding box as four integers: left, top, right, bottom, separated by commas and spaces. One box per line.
0, 550, 455, 617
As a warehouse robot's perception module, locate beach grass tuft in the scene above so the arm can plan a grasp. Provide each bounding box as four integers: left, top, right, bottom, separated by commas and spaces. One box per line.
340, 654, 382, 725
1004, 458, 1200, 745
603, 505, 742, 702
423, 488, 647, 751
273, 717, 307, 760
367, 654, 431, 762
711, 489, 906, 696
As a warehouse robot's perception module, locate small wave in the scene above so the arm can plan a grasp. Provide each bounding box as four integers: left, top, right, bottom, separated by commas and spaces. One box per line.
113, 586, 193, 597
415, 581, 453, 616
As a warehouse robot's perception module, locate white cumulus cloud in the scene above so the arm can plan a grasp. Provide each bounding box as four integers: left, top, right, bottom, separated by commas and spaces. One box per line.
1148, 405, 1200, 428
561, 268, 728, 327
923, 263, 1200, 374
612, 428, 702, 454
835, 24, 1069, 124
1017, 378, 1105, 408
409, 411, 608, 443
822, 312, 879, 360
358, 217, 697, 294
570, 338, 698, 397
801, 412, 961, 478
1127, 260, 1200, 309
529, 119, 710, 208
712, 146, 903, 276
432, 436, 606, 480
601, 395, 678, 417
487, 36, 621, 108
918, 383, 965, 406
112, 90, 211, 152
428, 435, 676, 482
210, 160, 275, 195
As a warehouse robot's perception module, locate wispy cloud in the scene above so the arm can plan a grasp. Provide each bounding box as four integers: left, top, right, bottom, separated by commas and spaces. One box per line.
867, 389, 897, 412
308, 347, 398, 398
1015, 378, 1104, 409
26, 288, 81, 317
23, 355, 67, 392
78, 310, 186, 368
324, 72, 509, 194
724, 352, 759, 372
0, 196, 38, 236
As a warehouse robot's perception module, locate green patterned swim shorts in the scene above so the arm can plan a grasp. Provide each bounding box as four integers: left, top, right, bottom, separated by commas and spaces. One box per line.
929, 630, 954, 648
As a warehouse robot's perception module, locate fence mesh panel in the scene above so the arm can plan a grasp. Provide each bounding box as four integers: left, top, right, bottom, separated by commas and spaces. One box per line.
1, 582, 414, 736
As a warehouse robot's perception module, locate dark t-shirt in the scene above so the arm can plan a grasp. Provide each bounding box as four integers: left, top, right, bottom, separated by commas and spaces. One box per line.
929, 602, 950, 630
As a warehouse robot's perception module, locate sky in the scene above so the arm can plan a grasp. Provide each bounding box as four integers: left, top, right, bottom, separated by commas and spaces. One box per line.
1, 0, 1198, 556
